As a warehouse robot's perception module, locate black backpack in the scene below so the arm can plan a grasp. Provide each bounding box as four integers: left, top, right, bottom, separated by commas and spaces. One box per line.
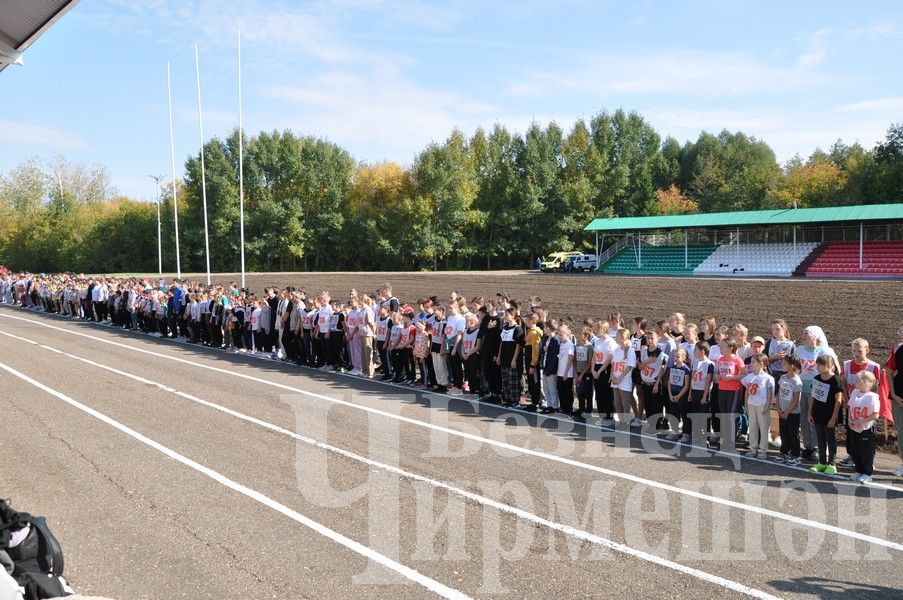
1, 500, 71, 599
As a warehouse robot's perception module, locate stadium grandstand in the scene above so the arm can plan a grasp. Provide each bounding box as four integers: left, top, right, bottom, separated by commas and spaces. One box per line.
585, 203, 903, 278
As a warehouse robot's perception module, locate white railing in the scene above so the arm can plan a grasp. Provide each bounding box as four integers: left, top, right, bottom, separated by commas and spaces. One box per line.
596, 234, 630, 268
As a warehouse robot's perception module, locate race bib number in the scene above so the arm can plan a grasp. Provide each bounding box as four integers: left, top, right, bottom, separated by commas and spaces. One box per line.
613, 361, 626, 376
501, 328, 515, 342
718, 362, 734, 378
670, 369, 686, 387
748, 383, 760, 397
576, 346, 588, 362
811, 380, 830, 403
779, 385, 793, 404
642, 365, 656, 379
594, 351, 605, 364
692, 368, 707, 383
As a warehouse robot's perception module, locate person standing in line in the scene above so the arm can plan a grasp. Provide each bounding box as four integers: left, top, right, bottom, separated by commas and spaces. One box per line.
715, 338, 745, 451
741, 353, 775, 459
444, 302, 466, 395
838, 338, 884, 469
685, 341, 714, 444
540, 320, 560, 414
497, 307, 525, 408
797, 325, 840, 462
573, 326, 595, 421
775, 356, 803, 466
885, 324, 903, 477
591, 320, 618, 426
314, 291, 334, 371
344, 295, 362, 375
847, 370, 881, 483
610, 328, 637, 426
430, 305, 449, 394
461, 314, 482, 398
523, 313, 543, 411
638, 329, 668, 429
556, 323, 576, 416
360, 295, 377, 378
478, 302, 503, 403
807, 355, 844, 475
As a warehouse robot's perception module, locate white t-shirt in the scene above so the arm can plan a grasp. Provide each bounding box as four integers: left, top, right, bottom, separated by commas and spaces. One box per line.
444, 314, 465, 343
557, 339, 575, 378
317, 306, 333, 333
251, 308, 261, 331
847, 390, 880, 432
691, 358, 714, 391
741, 372, 774, 407
593, 337, 617, 366
610, 346, 636, 392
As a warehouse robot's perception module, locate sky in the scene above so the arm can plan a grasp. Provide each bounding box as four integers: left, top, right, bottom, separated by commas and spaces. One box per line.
1, 0, 902, 200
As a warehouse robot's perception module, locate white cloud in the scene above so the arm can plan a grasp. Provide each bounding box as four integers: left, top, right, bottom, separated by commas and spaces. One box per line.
0, 119, 86, 150
508, 48, 836, 100
839, 97, 903, 112
640, 105, 891, 162
264, 63, 499, 160
796, 28, 832, 67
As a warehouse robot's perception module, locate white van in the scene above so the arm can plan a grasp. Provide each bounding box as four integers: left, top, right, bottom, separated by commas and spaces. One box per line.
567, 254, 599, 272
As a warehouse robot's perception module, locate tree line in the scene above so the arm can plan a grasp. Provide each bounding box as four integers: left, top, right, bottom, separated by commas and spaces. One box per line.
1, 110, 901, 273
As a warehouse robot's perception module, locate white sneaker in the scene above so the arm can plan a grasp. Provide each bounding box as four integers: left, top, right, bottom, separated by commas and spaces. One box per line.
756, 451, 768, 460
599, 418, 614, 427
447, 387, 463, 396
350, 368, 362, 376
859, 475, 873, 484
849, 472, 863, 481
629, 417, 644, 428
893, 465, 903, 477
679, 434, 690, 443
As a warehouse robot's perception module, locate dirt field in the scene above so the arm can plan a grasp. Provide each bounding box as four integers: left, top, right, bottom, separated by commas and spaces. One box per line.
179, 270, 903, 361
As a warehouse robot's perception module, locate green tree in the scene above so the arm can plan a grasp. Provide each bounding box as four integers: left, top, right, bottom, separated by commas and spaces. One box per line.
412, 129, 480, 269
470, 125, 521, 268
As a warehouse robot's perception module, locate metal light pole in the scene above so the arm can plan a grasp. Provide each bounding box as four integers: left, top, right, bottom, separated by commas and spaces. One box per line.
237, 29, 246, 288
195, 43, 211, 285
148, 174, 164, 275
166, 60, 182, 278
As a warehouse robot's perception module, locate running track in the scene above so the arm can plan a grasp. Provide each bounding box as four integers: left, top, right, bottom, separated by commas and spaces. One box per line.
1, 305, 901, 599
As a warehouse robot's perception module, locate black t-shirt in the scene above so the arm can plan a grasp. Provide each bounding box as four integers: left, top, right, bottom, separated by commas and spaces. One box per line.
499, 324, 525, 367
891, 343, 903, 394
479, 314, 502, 356
810, 373, 843, 424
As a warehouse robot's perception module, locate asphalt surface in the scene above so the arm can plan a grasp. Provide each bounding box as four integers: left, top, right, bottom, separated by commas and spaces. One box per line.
1, 305, 901, 600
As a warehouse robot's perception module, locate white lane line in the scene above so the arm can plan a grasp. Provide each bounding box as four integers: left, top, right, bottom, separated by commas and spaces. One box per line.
0, 359, 471, 600
2, 310, 902, 552
0, 330, 783, 600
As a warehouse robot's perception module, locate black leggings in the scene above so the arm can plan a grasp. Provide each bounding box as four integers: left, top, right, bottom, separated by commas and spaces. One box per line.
592, 367, 613, 417
814, 423, 837, 465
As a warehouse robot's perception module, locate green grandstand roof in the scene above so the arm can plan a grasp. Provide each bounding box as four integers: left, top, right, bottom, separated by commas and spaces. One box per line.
584, 203, 903, 232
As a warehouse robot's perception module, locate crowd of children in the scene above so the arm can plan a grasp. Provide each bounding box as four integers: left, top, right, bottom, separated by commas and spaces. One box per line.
2, 271, 902, 482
